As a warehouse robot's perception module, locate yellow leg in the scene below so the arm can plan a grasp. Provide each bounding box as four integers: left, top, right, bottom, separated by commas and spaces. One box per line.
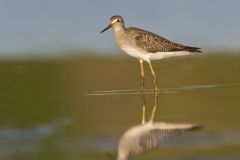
139, 60, 146, 124
148, 61, 158, 122
148, 61, 158, 92
139, 60, 145, 91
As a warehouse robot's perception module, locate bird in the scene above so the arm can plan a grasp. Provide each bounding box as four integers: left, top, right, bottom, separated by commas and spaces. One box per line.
116, 121, 203, 160
100, 15, 201, 91
101, 15, 201, 122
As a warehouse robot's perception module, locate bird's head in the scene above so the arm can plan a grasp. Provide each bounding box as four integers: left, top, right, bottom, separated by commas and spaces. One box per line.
101, 15, 125, 33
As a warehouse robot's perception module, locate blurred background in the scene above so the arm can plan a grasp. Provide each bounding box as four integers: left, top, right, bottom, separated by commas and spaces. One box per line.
0, 0, 240, 160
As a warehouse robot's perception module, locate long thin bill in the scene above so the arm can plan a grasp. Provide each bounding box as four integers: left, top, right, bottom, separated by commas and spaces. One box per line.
100, 25, 111, 33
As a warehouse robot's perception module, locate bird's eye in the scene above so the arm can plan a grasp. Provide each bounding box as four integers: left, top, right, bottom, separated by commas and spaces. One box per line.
117, 19, 120, 22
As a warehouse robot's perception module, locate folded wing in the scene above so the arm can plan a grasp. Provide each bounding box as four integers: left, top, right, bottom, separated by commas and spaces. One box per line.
130, 27, 201, 53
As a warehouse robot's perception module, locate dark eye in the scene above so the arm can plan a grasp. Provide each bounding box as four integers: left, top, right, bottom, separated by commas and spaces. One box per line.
117, 19, 120, 22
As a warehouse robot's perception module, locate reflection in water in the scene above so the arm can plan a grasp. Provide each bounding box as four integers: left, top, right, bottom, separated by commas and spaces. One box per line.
140, 84, 146, 124
0, 117, 72, 157
90, 130, 240, 151
114, 86, 203, 160
0, 125, 54, 142
116, 122, 202, 160
0, 117, 72, 143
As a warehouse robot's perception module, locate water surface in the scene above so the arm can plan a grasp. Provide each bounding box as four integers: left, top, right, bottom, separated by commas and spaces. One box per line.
0, 54, 239, 160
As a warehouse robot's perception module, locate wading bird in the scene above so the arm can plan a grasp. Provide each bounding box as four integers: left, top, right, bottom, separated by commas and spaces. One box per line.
101, 15, 201, 92
101, 15, 201, 124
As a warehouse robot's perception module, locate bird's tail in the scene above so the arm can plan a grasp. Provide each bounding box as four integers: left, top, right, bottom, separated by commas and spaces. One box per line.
184, 46, 202, 53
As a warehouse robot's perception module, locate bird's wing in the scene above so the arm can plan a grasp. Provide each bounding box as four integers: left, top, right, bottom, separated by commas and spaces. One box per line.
138, 123, 202, 152
128, 27, 201, 53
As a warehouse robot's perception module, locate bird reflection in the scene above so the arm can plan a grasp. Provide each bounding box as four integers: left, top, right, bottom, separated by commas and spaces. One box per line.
116, 88, 203, 160
116, 122, 202, 160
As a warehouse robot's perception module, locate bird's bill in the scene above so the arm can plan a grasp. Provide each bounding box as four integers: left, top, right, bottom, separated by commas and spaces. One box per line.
100, 24, 111, 33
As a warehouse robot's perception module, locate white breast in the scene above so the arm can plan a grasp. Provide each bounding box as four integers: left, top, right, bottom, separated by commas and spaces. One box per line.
121, 47, 193, 62
121, 47, 151, 62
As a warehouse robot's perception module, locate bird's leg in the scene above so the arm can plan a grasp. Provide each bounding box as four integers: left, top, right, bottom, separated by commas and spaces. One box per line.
139, 59, 146, 124
148, 61, 158, 92
148, 61, 158, 122
139, 59, 145, 92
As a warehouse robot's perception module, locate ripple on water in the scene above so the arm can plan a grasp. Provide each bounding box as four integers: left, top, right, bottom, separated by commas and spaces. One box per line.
85, 83, 240, 96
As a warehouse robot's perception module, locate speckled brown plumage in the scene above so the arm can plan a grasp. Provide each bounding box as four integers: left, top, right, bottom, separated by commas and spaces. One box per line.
127, 27, 201, 53
101, 15, 201, 63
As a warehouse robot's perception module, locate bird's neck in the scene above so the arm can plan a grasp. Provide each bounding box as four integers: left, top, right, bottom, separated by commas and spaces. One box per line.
113, 23, 126, 33
113, 27, 126, 48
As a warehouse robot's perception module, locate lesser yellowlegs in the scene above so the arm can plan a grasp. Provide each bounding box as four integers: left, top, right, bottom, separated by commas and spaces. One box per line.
101, 15, 201, 122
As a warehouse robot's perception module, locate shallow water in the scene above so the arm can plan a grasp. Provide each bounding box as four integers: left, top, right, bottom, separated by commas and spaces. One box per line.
86, 83, 240, 95
0, 54, 240, 160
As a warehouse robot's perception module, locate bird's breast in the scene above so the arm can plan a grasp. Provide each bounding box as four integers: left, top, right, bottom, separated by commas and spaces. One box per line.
114, 31, 151, 62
